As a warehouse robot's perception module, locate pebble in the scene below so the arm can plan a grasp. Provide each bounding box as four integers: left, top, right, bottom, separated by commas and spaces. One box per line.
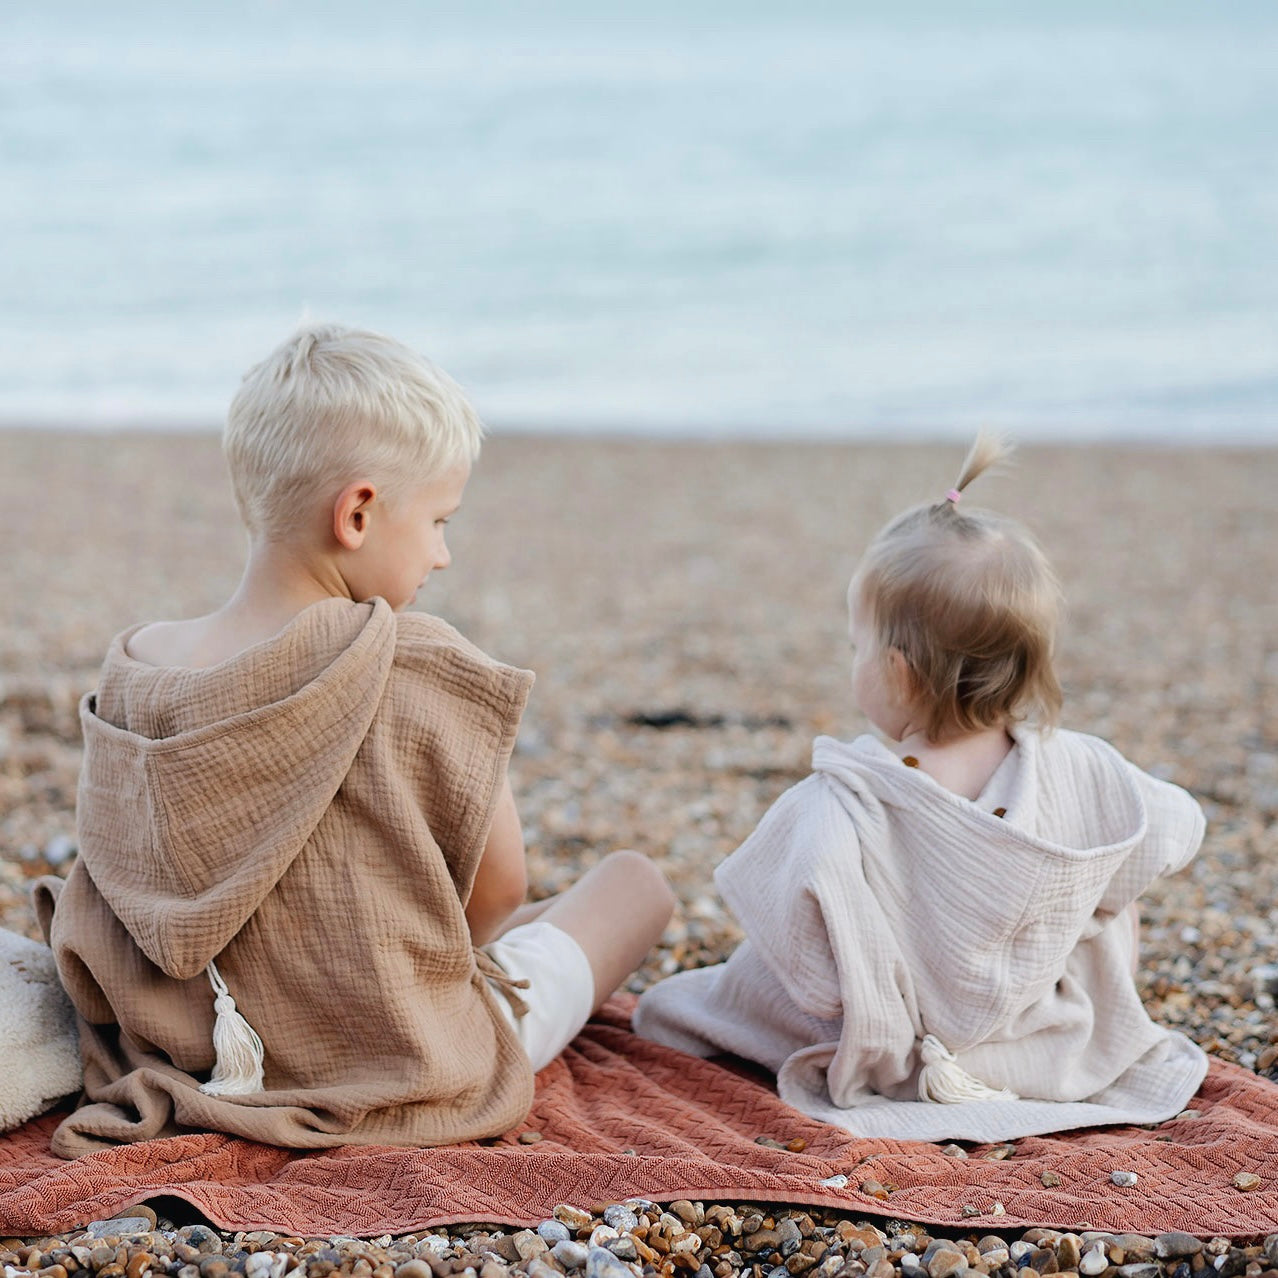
83, 1221, 153, 1241
1232, 1172, 1262, 1192
1154, 1236, 1202, 1260
512, 1230, 547, 1261
927, 1253, 967, 1278
536, 1221, 571, 1246
551, 1241, 588, 1270
584, 1246, 633, 1278
598, 1207, 634, 1234
1080, 1246, 1109, 1276
553, 1206, 593, 1231
1111, 1171, 1140, 1187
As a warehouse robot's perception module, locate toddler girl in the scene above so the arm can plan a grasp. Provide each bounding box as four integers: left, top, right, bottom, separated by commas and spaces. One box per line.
634, 436, 1208, 1142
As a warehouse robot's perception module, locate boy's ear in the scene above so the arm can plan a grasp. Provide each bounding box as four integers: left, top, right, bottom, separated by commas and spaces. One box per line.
333, 482, 378, 550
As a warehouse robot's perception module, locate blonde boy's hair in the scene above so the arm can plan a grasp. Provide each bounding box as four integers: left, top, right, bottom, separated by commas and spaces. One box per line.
853, 433, 1063, 743
225, 323, 483, 539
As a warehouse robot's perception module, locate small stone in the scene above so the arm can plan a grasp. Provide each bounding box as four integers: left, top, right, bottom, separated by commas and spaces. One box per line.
601, 1206, 638, 1234
928, 1250, 968, 1278
960, 1206, 980, 1219
513, 1231, 548, 1262
552, 1242, 588, 1270
940, 1145, 968, 1159
85, 1220, 153, 1241
604, 1238, 638, 1263
244, 1256, 274, 1278
554, 1207, 594, 1231
1041, 1170, 1063, 1188
1117, 1266, 1160, 1278
1110, 1171, 1139, 1188
775, 1220, 801, 1248
1233, 1172, 1262, 1192
1250, 964, 1278, 998
584, 1246, 634, 1278
670, 1201, 701, 1226
1155, 1235, 1203, 1260
982, 1144, 1016, 1161
396, 1260, 434, 1278
517, 1132, 543, 1145
817, 1174, 847, 1189
859, 1179, 890, 1200
1080, 1245, 1109, 1276
786, 1138, 807, 1153
1057, 1237, 1082, 1270
587, 1227, 617, 1250
43, 834, 77, 866
112, 1206, 158, 1229
538, 1221, 571, 1246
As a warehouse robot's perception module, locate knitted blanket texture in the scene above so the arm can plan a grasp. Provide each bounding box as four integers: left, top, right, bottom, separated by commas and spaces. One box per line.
2, 1001, 1277, 1239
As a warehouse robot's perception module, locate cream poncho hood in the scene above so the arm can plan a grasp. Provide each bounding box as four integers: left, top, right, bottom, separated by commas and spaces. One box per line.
635, 727, 1208, 1142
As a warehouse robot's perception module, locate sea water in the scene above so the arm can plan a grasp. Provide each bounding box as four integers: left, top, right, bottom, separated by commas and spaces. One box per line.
2, 0, 1276, 439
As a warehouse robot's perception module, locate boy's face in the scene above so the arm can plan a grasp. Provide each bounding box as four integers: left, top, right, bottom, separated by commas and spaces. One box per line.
353, 463, 470, 610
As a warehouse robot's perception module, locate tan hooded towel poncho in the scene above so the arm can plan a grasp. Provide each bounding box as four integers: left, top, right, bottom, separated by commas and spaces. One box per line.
35, 597, 535, 1158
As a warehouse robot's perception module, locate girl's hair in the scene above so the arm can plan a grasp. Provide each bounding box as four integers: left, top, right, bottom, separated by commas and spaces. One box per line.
853, 433, 1063, 742
225, 323, 483, 540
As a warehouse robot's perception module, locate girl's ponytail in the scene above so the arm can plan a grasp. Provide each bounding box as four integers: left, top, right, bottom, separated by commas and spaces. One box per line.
944, 431, 1010, 507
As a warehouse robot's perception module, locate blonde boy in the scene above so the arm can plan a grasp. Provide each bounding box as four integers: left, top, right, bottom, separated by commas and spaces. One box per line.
35, 323, 673, 1156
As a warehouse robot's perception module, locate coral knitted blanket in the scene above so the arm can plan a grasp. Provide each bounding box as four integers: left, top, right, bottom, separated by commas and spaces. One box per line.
2, 1001, 1276, 1238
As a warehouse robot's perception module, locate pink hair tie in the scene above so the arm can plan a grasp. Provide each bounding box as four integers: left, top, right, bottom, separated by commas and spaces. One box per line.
945, 488, 961, 504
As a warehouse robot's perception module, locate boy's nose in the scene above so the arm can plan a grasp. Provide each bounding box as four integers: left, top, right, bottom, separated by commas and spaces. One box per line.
436, 540, 451, 570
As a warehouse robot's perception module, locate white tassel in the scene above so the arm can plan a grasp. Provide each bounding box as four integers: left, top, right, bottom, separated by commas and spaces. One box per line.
198, 959, 265, 1096
917, 1034, 1017, 1103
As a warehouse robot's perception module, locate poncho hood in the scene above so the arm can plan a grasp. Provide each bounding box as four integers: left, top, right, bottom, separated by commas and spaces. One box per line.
813, 726, 1148, 860
75, 598, 396, 981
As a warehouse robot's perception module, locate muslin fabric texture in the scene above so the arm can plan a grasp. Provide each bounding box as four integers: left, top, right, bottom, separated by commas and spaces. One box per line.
635, 727, 1209, 1142
0, 928, 81, 1131
34, 596, 535, 1158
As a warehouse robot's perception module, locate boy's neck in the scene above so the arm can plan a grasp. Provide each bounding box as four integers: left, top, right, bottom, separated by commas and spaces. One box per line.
885, 723, 1015, 802
221, 538, 353, 635
125, 538, 359, 670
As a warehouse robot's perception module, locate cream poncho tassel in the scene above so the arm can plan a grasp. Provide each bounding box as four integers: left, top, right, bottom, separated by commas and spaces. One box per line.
198, 960, 266, 1096
917, 1035, 1018, 1103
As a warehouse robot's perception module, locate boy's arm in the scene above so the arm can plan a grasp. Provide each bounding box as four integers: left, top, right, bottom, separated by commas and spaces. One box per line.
465, 775, 528, 946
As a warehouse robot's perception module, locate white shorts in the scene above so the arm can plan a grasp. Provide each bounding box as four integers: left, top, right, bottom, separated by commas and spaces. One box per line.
483, 920, 595, 1072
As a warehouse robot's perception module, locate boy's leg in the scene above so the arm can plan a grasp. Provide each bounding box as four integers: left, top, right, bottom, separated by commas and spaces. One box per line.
530, 850, 674, 1013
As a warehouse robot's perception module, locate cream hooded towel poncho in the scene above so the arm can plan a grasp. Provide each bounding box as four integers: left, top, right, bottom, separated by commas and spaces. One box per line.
35, 597, 535, 1157
635, 728, 1208, 1142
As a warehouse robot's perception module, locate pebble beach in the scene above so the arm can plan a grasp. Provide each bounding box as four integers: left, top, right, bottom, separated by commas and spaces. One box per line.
2, 430, 1277, 1267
